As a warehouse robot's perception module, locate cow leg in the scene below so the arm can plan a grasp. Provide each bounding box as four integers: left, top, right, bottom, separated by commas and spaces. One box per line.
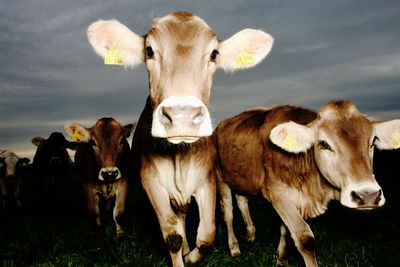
185, 180, 216, 264
0, 179, 7, 210
142, 177, 185, 267
84, 184, 101, 228
14, 176, 22, 207
113, 182, 128, 239
266, 192, 317, 267
276, 223, 290, 266
217, 177, 241, 256
176, 210, 190, 257
235, 194, 256, 243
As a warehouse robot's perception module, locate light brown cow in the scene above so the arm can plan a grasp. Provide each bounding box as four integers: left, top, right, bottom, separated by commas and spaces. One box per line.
87, 11, 273, 267
213, 100, 400, 267
65, 118, 135, 239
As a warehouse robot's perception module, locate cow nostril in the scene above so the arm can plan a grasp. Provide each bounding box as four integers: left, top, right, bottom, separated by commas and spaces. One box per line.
160, 107, 173, 125
351, 191, 364, 205
192, 107, 205, 125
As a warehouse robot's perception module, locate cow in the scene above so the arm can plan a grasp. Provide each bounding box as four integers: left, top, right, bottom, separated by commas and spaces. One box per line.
213, 100, 400, 267
65, 118, 135, 239
0, 149, 30, 210
86, 11, 273, 267
31, 132, 77, 210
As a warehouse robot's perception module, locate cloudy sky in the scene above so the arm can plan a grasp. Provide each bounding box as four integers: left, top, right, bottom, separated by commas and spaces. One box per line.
1, 0, 400, 159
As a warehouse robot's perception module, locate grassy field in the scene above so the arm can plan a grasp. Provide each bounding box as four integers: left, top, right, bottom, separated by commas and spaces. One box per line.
1, 149, 399, 267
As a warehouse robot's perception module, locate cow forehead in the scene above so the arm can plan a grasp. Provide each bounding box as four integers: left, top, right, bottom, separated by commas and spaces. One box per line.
91, 119, 123, 141
147, 12, 217, 49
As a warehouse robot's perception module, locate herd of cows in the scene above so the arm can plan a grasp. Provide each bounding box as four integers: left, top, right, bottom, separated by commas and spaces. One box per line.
1, 11, 400, 267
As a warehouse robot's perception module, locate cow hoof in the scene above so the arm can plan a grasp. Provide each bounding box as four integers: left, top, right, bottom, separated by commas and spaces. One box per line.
245, 226, 256, 243
230, 248, 241, 257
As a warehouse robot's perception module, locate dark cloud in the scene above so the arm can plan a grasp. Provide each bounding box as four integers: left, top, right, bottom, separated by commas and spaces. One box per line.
1, 0, 400, 158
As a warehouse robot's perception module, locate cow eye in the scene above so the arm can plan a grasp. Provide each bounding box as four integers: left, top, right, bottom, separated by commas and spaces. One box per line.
318, 140, 331, 150
145, 46, 154, 58
210, 49, 219, 61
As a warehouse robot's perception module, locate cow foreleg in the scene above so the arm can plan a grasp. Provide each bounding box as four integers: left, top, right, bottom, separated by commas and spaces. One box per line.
14, 176, 22, 207
176, 210, 190, 257
185, 180, 216, 264
114, 181, 128, 239
267, 192, 317, 267
0, 179, 7, 210
235, 194, 256, 243
142, 177, 185, 267
217, 177, 241, 256
84, 184, 101, 228
276, 223, 290, 266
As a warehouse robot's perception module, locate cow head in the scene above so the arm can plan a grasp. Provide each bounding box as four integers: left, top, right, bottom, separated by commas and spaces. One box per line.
32, 132, 76, 172
87, 11, 273, 144
270, 100, 400, 210
0, 151, 30, 182
65, 118, 135, 182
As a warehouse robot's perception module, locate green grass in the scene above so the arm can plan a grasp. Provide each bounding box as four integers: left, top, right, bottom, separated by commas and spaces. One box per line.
1, 161, 399, 267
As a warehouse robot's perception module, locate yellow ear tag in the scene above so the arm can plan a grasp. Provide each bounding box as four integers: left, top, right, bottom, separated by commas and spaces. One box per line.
72, 130, 81, 142
104, 43, 123, 65
393, 131, 400, 149
283, 134, 298, 150
236, 50, 254, 66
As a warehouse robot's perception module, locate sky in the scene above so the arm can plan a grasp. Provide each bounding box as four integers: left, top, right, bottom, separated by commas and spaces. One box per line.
1, 0, 400, 160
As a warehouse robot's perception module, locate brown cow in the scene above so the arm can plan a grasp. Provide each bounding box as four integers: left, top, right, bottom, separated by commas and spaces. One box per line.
213, 100, 399, 267
87, 11, 273, 267
65, 118, 135, 239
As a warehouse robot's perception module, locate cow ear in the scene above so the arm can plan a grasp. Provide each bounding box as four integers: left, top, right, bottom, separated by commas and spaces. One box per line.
123, 122, 137, 138
64, 123, 91, 142
218, 29, 273, 71
373, 119, 400, 150
87, 19, 144, 68
270, 121, 314, 153
31, 137, 46, 147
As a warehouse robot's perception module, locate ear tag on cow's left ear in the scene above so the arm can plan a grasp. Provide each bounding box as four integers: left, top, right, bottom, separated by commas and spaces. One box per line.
283, 134, 298, 150
393, 131, 400, 149
236, 50, 254, 66
72, 130, 81, 142
104, 43, 123, 65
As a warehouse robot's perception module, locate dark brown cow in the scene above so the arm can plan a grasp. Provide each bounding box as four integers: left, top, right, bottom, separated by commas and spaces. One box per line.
213, 100, 400, 267
32, 132, 76, 210
0, 149, 30, 210
65, 118, 135, 239
87, 11, 273, 267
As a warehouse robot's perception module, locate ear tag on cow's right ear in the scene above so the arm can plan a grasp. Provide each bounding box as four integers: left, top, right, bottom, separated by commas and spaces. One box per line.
72, 130, 81, 142
236, 50, 254, 66
393, 131, 400, 149
283, 134, 298, 150
104, 43, 123, 65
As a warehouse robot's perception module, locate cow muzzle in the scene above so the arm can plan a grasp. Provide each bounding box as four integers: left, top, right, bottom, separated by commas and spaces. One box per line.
341, 183, 385, 210
151, 96, 212, 144
99, 167, 121, 182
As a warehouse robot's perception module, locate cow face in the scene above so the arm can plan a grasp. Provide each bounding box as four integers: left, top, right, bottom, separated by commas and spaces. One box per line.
65, 118, 135, 182
87, 11, 273, 144
0, 151, 29, 185
32, 132, 75, 173
270, 100, 400, 210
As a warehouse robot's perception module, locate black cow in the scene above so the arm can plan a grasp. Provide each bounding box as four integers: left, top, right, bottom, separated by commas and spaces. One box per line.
31, 132, 77, 210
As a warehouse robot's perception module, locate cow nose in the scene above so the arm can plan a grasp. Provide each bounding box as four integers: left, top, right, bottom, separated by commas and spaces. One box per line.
99, 167, 120, 181
160, 106, 205, 127
351, 189, 382, 207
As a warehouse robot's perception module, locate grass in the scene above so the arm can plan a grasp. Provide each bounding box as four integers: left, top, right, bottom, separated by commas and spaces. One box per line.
1, 150, 400, 267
